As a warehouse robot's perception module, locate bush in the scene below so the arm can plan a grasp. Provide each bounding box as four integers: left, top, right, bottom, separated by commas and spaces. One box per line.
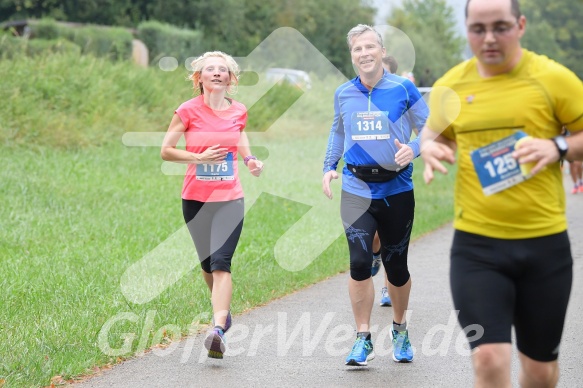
137, 20, 204, 67
29, 18, 61, 40
0, 35, 81, 59
63, 25, 133, 60
27, 18, 134, 61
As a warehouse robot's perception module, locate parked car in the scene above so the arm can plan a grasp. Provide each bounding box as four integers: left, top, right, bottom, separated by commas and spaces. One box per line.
265, 68, 312, 90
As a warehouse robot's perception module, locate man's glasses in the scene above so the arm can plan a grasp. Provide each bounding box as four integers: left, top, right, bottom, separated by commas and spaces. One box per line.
468, 21, 518, 38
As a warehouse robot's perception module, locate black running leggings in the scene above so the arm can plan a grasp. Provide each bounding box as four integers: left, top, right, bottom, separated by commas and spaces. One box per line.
340, 190, 415, 285
182, 198, 244, 274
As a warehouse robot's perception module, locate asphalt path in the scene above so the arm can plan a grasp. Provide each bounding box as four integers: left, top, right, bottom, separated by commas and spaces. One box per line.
79, 175, 583, 387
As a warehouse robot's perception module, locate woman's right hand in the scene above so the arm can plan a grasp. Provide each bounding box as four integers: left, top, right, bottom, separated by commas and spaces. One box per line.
198, 144, 228, 163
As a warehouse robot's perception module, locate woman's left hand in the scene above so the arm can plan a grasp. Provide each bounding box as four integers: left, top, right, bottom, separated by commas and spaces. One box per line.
248, 159, 264, 177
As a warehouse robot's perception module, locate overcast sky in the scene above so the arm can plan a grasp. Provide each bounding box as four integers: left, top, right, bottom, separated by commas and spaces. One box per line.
373, 0, 467, 34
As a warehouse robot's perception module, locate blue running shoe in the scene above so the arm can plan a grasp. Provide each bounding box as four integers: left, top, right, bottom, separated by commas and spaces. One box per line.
392, 329, 413, 363
371, 253, 382, 277
345, 335, 375, 366
379, 287, 392, 306
204, 327, 226, 359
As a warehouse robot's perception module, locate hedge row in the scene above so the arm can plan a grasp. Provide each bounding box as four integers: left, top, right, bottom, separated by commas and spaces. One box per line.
29, 18, 133, 60
0, 34, 81, 58
2, 19, 206, 67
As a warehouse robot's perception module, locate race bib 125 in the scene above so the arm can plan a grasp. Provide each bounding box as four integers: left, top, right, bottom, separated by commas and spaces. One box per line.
470, 131, 530, 196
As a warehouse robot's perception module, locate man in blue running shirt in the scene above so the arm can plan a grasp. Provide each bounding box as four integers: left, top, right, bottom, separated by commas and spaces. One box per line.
322, 24, 428, 365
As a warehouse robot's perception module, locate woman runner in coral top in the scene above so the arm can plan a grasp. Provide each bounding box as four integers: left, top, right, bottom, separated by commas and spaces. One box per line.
161, 51, 264, 359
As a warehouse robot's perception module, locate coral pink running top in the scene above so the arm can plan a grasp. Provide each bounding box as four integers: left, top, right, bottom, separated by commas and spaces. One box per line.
175, 95, 247, 202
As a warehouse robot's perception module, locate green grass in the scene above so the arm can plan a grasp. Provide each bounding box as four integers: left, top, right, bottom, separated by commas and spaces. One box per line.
0, 52, 456, 387
0, 51, 191, 148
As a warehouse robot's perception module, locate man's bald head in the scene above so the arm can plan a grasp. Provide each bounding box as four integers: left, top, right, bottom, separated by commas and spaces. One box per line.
465, 0, 522, 20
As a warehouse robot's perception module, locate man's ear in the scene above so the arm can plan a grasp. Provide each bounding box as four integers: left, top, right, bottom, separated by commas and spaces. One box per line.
517, 15, 527, 38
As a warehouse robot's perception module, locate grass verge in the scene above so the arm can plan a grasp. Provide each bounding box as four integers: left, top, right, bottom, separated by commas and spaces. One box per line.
0, 52, 456, 387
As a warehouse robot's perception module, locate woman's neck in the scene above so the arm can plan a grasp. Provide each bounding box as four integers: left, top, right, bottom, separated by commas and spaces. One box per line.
204, 91, 230, 110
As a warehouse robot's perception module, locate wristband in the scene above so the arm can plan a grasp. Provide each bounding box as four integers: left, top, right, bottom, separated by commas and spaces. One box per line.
244, 155, 257, 166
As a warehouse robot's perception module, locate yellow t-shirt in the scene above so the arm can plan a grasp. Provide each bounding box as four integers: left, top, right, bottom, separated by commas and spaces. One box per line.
427, 49, 583, 239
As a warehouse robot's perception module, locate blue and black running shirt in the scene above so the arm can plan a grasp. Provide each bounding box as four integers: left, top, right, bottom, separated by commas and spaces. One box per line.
323, 70, 429, 199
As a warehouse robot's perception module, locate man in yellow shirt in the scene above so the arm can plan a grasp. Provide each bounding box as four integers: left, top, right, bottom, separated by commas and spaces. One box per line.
421, 0, 583, 386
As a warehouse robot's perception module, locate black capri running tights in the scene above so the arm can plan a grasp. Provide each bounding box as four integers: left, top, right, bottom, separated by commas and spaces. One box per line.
450, 230, 572, 361
182, 198, 244, 274
340, 190, 414, 285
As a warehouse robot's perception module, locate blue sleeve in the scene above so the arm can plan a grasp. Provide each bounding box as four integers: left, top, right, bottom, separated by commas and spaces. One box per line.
404, 82, 429, 158
323, 89, 345, 173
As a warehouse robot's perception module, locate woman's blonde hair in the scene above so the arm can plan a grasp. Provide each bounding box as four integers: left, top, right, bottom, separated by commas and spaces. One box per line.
188, 51, 240, 95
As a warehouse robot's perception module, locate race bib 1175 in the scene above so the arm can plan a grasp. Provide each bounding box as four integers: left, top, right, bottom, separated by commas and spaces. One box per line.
196, 152, 234, 181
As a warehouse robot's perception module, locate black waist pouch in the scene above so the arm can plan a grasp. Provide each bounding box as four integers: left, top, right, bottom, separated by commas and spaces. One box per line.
346, 163, 406, 183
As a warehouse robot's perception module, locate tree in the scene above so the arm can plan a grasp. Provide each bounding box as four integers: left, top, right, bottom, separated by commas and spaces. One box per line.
0, 0, 375, 75
279, 0, 376, 77
521, 0, 583, 79
520, 20, 563, 63
179, 0, 375, 76
386, 0, 465, 87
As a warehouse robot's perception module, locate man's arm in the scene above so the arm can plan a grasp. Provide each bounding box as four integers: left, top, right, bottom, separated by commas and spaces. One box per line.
322, 91, 345, 199
420, 125, 457, 184
394, 83, 428, 167
566, 130, 583, 161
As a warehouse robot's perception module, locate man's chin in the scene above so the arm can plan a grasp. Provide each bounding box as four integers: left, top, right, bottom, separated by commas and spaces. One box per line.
479, 55, 504, 65
358, 64, 379, 76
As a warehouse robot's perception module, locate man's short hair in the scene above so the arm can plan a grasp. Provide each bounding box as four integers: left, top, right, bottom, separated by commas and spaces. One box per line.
465, 0, 522, 20
382, 56, 398, 74
346, 24, 384, 50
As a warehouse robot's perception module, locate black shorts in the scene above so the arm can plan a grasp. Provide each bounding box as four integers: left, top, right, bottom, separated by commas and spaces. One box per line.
340, 190, 414, 285
182, 198, 244, 274
450, 230, 573, 361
